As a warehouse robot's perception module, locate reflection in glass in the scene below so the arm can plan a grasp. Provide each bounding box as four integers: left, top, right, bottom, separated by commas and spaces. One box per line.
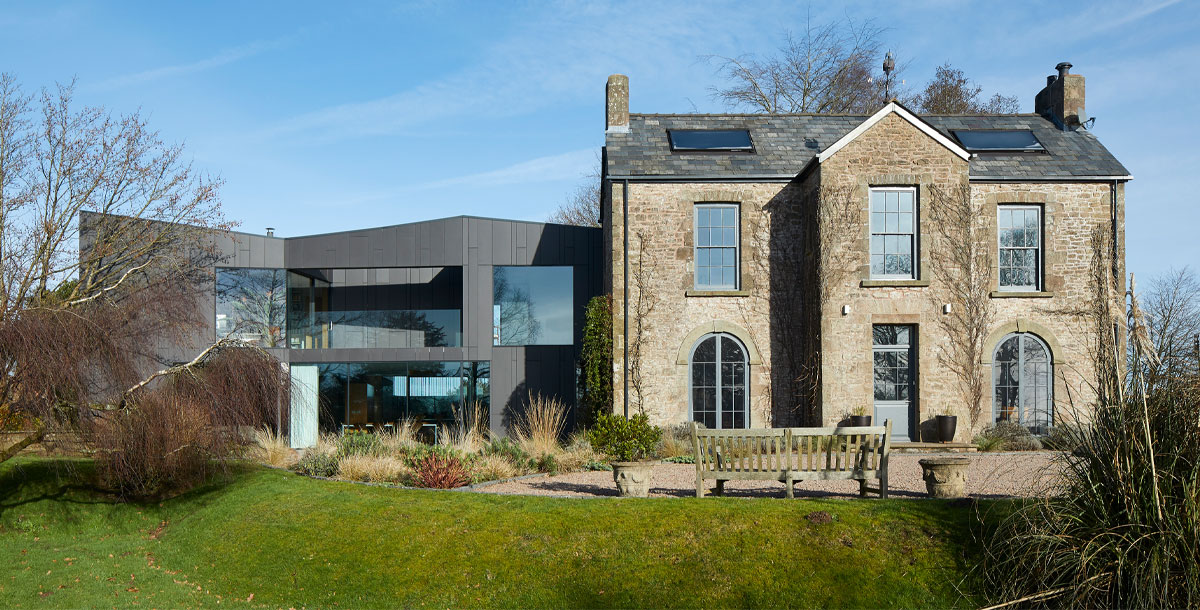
689, 334, 747, 429
992, 333, 1052, 430
288, 268, 462, 349
493, 266, 573, 346
216, 268, 287, 347
303, 361, 489, 433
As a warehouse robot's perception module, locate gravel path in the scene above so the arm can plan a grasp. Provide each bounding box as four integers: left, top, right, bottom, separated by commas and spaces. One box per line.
476, 452, 1062, 499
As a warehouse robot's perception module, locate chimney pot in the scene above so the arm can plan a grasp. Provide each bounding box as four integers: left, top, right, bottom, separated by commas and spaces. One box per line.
1036, 62, 1085, 129
606, 74, 629, 134
266, 227, 275, 237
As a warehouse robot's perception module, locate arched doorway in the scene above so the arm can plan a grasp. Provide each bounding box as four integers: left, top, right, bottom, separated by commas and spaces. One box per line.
993, 332, 1053, 431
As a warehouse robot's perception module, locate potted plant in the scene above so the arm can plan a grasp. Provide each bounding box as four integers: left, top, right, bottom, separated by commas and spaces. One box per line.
588, 413, 662, 497
848, 405, 872, 427
936, 409, 958, 443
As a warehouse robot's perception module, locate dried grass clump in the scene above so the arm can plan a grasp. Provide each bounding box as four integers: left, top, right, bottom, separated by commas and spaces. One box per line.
335, 454, 410, 484
441, 402, 488, 454
512, 392, 567, 459
252, 427, 298, 468
378, 418, 421, 455
658, 423, 695, 458
471, 453, 521, 483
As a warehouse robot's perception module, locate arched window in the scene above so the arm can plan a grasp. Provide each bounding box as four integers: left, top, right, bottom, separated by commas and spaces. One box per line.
993, 333, 1053, 431
690, 333, 748, 429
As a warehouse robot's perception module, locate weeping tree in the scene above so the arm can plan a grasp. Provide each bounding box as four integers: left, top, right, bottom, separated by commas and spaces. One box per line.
0, 74, 287, 495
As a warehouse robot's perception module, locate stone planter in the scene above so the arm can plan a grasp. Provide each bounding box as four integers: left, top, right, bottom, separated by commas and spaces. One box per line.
918, 457, 971, 499
611, 461, 654, 497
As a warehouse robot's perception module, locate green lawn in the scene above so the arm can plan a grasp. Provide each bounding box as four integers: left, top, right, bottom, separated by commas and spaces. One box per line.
0, 457, 992, 608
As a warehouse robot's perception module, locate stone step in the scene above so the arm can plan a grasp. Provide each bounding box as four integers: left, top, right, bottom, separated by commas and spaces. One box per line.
892, 441, 978, 453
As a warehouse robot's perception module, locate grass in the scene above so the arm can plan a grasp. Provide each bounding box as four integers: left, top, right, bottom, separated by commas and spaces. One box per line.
0, 457, 991, 608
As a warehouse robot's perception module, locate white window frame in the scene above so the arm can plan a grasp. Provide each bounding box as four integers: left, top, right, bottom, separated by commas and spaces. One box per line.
868, 186, 918, 280
693, 203, 740, 290
997, 204, 1043, 292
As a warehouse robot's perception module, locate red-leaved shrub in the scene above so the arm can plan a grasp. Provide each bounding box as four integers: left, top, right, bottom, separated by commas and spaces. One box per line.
414, 453, 470, 489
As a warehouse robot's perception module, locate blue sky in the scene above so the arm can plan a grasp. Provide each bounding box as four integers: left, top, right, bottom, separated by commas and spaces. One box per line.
1, 0, 1196, 280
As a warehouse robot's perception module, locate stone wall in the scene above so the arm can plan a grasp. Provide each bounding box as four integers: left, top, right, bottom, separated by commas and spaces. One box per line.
604, 180, 812, 428
605, 111, 1125, 439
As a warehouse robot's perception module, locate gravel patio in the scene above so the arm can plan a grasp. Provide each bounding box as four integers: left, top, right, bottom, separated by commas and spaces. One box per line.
476, 451, 1063, 499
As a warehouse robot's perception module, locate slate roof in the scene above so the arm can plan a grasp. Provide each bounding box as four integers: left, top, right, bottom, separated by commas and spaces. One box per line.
605, 112, 1130, 180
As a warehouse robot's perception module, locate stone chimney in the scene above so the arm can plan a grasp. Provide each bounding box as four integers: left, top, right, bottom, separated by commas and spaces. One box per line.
1035, 61, 1086, 128
606, 74, 629, 133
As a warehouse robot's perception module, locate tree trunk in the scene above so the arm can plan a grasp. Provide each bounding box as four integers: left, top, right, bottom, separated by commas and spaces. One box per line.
0, 425, 46, 464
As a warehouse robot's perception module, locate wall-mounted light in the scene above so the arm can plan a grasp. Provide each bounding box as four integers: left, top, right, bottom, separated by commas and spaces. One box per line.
942, 303, 952, 314
842, 305, 851, 316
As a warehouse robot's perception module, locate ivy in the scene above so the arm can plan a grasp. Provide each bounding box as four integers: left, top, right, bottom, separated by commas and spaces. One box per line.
579, 295, 613, 425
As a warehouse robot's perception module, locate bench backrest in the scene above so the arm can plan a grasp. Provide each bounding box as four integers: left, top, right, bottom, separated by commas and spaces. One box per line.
690, 420, 892, 476
787, 421, 892, 474
691, 424, 790, 475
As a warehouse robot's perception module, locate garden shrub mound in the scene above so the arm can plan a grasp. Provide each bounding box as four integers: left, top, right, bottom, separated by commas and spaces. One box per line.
0, 457, 987, 609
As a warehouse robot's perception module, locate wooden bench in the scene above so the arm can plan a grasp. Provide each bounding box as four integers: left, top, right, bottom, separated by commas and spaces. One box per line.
690, 421, 892, 499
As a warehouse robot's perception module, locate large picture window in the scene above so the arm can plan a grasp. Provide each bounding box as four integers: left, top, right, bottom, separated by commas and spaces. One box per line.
689, 333, 747, 429
869, 187, 917, 279
215, 268, 287, 347
998, 205, 1042, 291
694, 203, 739, 290
493, 266, 573, 346
993, 333, 1053, 431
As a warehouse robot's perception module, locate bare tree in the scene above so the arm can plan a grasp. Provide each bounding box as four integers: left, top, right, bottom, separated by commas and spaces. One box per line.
1140, 267, 1200, 384
0, 75, 285, 480
548, 161, 600, 227
925, 183, 995, 427
706, 18, 896, 113
911, 63, 1020, 114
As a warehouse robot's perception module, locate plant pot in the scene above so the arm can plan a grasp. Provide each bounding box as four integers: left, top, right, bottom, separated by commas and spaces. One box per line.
848, 415, 872, 427
918, 457, 970, 498
936, 415, 958, 443
611, 461, 654, 497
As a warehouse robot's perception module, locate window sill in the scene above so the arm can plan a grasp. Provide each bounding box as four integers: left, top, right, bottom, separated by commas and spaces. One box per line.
685, 289, 750, 298
990, 290, 1055, 299
860, 279, 930, 288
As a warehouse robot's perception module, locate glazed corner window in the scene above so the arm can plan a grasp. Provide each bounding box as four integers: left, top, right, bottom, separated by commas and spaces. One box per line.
998, 205, 1042, 291
694, 203, 739, 290
869, 187, 917, 279
492, 266, 573, 346
215, 268, 287, 347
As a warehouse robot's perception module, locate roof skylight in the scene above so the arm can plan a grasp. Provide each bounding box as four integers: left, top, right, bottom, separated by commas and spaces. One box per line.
667, 129, 754, 152
953, 130, 1045, 153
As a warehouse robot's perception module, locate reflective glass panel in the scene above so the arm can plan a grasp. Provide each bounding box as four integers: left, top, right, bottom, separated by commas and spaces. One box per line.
216, 268, 287, 347
493, 266, 574, 346
668, 129, 753, 151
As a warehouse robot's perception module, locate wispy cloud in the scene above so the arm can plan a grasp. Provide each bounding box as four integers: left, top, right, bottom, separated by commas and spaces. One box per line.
92, 35, 296, 91
261, 1, 757, 141
1088, 0, 1183, 34
417, 148, 596, 189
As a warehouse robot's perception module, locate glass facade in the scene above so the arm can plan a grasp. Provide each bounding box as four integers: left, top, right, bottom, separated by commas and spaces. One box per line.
493, 266, 573, 346
215, 268, 288, 347
286, 268, 462, 349
294, 361, 490, 433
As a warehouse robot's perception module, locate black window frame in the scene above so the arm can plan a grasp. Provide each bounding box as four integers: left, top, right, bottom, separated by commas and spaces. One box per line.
952, 130, 1046, 153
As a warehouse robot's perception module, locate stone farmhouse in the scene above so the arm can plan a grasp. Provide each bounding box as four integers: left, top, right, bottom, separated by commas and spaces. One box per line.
600, 62, 1130, 442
